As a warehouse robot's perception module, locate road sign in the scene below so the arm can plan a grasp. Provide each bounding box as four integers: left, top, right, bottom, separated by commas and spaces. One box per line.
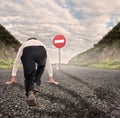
53, 34, 66, 70
53, 34, 66, 48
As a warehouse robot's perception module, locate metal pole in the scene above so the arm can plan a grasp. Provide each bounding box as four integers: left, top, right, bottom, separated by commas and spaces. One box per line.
58, 48, 61, 70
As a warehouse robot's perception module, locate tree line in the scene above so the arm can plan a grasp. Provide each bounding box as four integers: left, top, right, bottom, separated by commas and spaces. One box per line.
95, 22, 120, 48
0, 24, 20, 50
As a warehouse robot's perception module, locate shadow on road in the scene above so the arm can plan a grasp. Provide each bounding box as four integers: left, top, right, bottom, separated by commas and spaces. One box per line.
41, 83, 111, 118
60, 70, 93, 90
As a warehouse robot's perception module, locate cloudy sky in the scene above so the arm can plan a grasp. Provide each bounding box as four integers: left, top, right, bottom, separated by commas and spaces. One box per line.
0, 0, 120, 63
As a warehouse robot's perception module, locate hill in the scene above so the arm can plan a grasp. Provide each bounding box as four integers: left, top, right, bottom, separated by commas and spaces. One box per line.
0, 24, 21, 68
68, 22, 120, 69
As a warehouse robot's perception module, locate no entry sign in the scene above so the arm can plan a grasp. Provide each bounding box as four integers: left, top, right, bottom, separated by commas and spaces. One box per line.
53, 34, 66, 48
53, 34, 66, 70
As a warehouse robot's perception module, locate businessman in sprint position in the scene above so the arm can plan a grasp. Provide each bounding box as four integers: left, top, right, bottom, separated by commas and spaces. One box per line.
6, 37, 59, 106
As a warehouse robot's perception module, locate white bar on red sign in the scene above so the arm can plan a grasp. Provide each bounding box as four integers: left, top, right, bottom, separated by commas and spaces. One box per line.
54, 39, 64, 43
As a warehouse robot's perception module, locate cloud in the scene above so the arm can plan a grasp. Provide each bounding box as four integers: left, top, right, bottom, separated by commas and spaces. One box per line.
0, 0, 120, 63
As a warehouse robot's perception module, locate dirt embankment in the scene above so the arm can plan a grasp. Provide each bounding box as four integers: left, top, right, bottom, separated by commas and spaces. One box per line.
68, 46, 120, 66
0, 46, 16, 60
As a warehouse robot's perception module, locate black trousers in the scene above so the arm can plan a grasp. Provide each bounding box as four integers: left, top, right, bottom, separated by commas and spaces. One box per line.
21, 46, 47, 96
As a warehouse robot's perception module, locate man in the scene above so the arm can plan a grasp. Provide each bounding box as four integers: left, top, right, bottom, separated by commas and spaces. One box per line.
6, 37, 59, 106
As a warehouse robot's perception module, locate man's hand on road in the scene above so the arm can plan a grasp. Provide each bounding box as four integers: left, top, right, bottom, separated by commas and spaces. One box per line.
47, 77, 59, 85
47, 80, 59, 85
5, 76, 17, 85
5, 79, 17, 85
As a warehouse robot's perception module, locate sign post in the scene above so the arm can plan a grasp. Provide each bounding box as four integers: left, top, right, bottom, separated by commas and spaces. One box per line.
58, 48, 61, 70
53, 34, 66, 70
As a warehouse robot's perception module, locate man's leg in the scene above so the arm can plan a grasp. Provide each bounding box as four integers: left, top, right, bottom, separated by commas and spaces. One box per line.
22, 59, 36, 96
21, 58, 37, 106
34, 46, 47, 87
35, 65, 45, 86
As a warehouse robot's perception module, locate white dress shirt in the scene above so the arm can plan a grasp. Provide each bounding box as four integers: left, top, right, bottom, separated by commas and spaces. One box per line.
12, 39, 53, 77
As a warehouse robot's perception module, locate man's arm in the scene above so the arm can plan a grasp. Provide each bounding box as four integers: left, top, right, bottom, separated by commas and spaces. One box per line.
46, 54, 59, 85
6, 45, 23, 85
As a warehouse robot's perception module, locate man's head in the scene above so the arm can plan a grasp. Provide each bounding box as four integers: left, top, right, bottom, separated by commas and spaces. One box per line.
27, 37, 37, 40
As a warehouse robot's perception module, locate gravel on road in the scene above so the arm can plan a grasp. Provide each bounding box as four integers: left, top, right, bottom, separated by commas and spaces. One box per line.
0, 65, 120, 118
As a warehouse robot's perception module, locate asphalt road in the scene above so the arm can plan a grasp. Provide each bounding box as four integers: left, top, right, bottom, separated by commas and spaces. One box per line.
0, 65, 120, 118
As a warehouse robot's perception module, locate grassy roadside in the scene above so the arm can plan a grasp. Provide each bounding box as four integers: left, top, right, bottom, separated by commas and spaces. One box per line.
0, 58, 23, 70
0, 58, 14, 69
69, 58, 120, 70
91, 59, 120, 70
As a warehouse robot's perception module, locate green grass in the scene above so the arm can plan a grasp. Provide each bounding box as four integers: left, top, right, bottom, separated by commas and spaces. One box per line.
91, 59, 120, 69
0, 58, 14, 69
0, 58, 23, 70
